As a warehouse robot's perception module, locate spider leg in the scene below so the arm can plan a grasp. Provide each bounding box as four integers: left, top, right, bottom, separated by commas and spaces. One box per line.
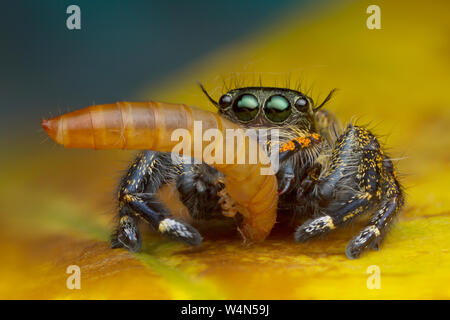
296, 124, 379, 240
111, 206, 142, 252
346, 157, 404, 259
121, 191, 202, 246
112, 151, 202, 251
295, 192, 377, 242
295, 125, 403, 258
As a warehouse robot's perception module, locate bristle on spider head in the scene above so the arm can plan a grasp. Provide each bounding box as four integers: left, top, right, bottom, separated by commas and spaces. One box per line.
314, 88, 338, 112
198, 82, 219, 108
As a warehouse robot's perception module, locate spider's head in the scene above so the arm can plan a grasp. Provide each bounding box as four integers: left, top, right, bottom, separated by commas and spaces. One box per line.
200, 85, 336, 132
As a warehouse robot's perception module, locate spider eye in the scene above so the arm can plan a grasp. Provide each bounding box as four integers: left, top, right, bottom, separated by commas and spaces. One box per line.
294, 97, 309, 111
264, 95, 291, 122
218, 94, 232, 107
232, 94, 259, 121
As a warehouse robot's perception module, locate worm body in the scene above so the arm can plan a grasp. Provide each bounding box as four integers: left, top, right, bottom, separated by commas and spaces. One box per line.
41, 101, 278, 241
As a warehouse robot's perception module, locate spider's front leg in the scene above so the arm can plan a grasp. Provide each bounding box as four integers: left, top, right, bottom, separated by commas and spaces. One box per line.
345, 156, 404, 258
295, 124, 404, 259
111, 207, 142, 252
111, 151, 202, 252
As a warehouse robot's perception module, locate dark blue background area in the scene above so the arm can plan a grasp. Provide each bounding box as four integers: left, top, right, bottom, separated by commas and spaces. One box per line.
0, 0, 309, 130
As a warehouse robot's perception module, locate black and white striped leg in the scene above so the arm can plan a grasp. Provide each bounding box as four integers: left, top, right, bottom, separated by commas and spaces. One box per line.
111, 206, 142, 252
346, 158, 404, 259
121, 193, 202, 246
295, 193, 375, 242
112, 151, 202, 251
295, 124, 383, 244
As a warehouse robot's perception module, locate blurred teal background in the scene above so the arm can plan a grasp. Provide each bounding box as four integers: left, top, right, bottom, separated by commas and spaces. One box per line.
0, 0, 316, 135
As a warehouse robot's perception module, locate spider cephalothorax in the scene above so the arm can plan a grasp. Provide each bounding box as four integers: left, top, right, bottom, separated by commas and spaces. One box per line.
201, 85, 335, 130
41, 85, 404, 259
214, 87, 315, 128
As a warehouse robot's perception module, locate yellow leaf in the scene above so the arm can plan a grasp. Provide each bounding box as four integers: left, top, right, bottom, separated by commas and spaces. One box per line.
1, 0, 449, 299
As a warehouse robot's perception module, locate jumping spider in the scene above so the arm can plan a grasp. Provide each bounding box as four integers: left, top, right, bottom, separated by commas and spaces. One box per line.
111, 86, 404, 259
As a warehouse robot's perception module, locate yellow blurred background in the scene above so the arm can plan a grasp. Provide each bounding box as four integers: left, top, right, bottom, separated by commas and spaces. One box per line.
0, 0, 449, 299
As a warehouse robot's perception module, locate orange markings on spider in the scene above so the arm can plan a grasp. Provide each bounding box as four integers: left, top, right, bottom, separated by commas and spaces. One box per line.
279, 134, 322, 153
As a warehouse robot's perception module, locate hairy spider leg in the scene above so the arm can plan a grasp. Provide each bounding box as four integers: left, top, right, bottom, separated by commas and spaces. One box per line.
346, 156, 404, 258
111, 208, 142, 252
295, 125, 404, 258
111, 151, 202, 251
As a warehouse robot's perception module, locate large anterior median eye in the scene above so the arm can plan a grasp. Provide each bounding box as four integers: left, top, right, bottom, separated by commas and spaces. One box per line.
232, 94, 259, 121
264, 95, 291, 122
